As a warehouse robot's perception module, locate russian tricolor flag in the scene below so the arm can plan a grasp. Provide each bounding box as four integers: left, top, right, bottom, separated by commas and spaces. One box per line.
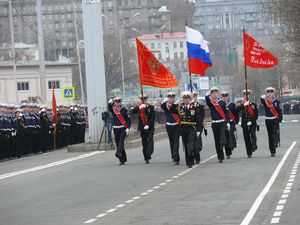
186, 26, 212, 76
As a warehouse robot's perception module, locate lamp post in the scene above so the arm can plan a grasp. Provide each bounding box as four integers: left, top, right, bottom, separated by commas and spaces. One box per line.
118, 12, 140, 99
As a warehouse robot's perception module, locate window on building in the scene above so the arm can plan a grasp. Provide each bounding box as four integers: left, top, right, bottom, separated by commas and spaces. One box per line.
151, 43, 155, 49
48, 80, 60, 89
158, 43, 161, 49
17, 82, 29, 91
180, 52, 184, 59
174, 52, 178, 59
180, 41, 183, 48
221, 13, 234, 30
158, 53, 162, 60
173, 42, 177, 49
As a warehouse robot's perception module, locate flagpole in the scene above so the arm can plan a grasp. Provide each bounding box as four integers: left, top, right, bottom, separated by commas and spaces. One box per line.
243, 27, 249, 101
136, 37, 144, 104
185, 19, 193, 93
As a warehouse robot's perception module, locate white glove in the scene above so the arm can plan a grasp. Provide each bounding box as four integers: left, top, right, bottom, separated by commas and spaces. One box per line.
175, 100, 180, 105
49, 131, 51, 134
205, 91, 210, 96
261, 95, 266, 99
226, 123, 230, 131
247, 121, 252, 126
144, 125, 149, 130
244, 101, 250, 106
125, 128, 130, 136
196, 132, 201, 137
162, 97, 168, 103
108, 99, 113, 104
19, 113, 23, 117
139, 104, 146, 109
235, 124, 238, 130
52, 123, 56, 127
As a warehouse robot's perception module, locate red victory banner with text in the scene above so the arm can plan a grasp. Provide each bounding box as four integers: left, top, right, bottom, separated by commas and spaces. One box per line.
136, 38, 179, 88
244, 32, 278, 68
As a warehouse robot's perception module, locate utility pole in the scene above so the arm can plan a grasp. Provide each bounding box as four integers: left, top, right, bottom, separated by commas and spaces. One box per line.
8, 0, 19, 104
36, 0, 47, 103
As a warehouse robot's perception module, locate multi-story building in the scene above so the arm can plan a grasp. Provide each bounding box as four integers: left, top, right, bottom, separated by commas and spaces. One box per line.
194, 0, 281, 36
0, 0, 169, 60
133, 32, 187, 61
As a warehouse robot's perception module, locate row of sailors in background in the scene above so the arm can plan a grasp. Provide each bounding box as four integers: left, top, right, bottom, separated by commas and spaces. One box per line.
0, 103, 86, 161
108, 86, 282, 168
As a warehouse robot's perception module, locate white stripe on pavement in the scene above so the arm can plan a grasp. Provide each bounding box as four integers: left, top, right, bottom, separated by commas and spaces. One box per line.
240, 141, 297, 225
0, 151, 105, 181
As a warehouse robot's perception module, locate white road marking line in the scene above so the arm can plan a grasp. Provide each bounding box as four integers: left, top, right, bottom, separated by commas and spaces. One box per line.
286, 183, 293, 187
96, 213, 107, 218
270, 217, 280, 224
283, 190, 290, 194
273, 211, 282, 217
200, 154, 217, 164
290, 175, 296, 178
278, 199, 286, 204
291, 120, 299, 122
116, 204, 126, 208
84, 219, 97, 224
132, 196, 141, 200
173, 175, 179, 179
240, 141, 296, 225
288, 179, 294, 182
281, 194, 289, 199
276, 205, 284, 211
285, 186, 291, 190
106, 208, 117, 213
292, 169, 297, 172
0, 151, 105, 181
83, 154, 217, 224
291, 171, 296, 175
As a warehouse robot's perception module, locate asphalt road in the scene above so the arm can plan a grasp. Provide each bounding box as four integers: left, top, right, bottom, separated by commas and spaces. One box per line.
0, 115, 299, 225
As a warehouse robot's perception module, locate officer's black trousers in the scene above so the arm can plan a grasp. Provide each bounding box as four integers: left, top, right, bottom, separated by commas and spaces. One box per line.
242, 124, 257, 156
194, 127, 203, 163
166, 125, 180, 162
114, 128, 127, 163
265, 119, 279, 154
225, 123, 236, 155
140, 128, 154, 161
212, 122, 227, 160
181, 126, 196, 167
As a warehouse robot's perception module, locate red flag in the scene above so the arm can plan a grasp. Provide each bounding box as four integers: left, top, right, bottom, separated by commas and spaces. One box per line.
136, 38, 179, 88
52, 86, 57, 125
244, 32, 278, 68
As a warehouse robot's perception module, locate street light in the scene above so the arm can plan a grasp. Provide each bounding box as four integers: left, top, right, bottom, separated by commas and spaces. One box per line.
118, 12, 140, 99
102, 12, 140, 98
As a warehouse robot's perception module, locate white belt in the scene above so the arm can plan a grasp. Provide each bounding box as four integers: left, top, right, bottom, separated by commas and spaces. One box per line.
265, 117, 276, 120
212, 119, 225, 123
166, 122, 178, 126
113, 125, 124, 129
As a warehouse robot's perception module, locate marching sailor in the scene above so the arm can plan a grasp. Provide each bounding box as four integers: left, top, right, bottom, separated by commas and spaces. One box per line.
236, 90, 258, 158
131, 94, 155, 164
108, 97, 131, 165
161, 92, 181, 165
260, 87, 282, 157
221, 91, 239, 158
170, 91, 202, 168
205, 88, 230, 163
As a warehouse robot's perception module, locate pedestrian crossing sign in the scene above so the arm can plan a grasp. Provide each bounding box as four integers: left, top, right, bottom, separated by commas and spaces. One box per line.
62, 86, 75, 100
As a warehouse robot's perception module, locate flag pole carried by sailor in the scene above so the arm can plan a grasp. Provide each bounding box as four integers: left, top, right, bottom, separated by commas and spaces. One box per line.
134, 37, 178, 164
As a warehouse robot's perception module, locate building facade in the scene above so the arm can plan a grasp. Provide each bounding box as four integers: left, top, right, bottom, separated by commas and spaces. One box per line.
134, 32, 187, 61
194, 0, 281, 36
0, 61, 75, 105
0, 0, 169, 60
